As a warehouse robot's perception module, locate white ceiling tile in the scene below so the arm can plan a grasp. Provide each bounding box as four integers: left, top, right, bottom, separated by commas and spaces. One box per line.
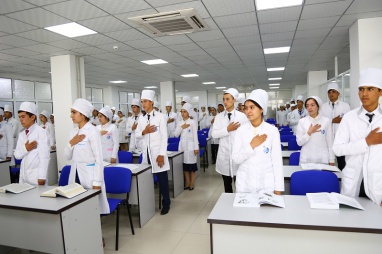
293, 37, 325, 46
0, 16, 38, 34
197, 39, 231, 49
4, 47, 41, 57
301, 1, 352, 19
260, 21, 298, 34
154, 35, 193, 45
73, 34, 118, 46
222, 25, 259, 38
104, 29, 150, 42
86, 0, 152, 15
167, 43, 201, 51
203, 0, 255, 17
78, 16, 132, 33
257, 6, 302, 23
187, 30, 225, 42
0, 0, 35, 15
336, 11, 382, 26
125, 39, 162, 49
346, 0, 382, 14
22, 44, 69, 54
145, 0, 197, 8
294, 28, 332, 39
16, 29, 66, 43
298, 16, 341, 30
114, 9, 159, 28
180, 50, 208, 57
0, 35, 40, 47
6, 7, 71, 27
233, 43, 262, 51
0, 52, 23, 60
328, 26, 349, 37
72, 46, 107, 55
156, 1, 210, 19
96, 43, 133, 52
263, 40, 293, 48
205, 47, 235, 54
0, 43, 14, 51
261, 31, 294, 42
228, 36, 261, 45
90, 53, 122, 60
214, 12, 257, 29
46, 39, 90, 50
24, 0, 67, 6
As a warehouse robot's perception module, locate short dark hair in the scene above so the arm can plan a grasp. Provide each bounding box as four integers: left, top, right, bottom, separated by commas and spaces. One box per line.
246, 99, 264, 118
18, 110, 36, 122
305, 98, 319, 110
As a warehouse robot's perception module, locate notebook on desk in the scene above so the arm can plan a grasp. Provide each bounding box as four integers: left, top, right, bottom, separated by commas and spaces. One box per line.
0, 183, 36, 194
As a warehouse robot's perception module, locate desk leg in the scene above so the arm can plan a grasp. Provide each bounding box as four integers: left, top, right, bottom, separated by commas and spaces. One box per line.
0, 161, 11, 186
136, 169, 155, 227
172, 154, 184, 198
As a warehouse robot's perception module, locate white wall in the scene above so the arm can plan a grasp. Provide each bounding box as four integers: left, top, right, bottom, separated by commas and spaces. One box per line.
293, 85, 307, 101
307, 71, 327, 97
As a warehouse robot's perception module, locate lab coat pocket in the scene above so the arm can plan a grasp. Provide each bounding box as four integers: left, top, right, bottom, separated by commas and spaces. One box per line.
187, 141, 195, 152
82, 163, 96, 189
373, 173, 382, 195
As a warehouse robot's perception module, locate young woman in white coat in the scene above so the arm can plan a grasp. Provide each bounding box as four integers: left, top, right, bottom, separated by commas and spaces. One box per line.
207, 106, 219, 164
116, 109, 128, 151
174, 103, 199, 190
126, 99, 143, 153
232, 89, 284, 194
97, 106, 119, 163
0, 109, 14, 160
296, 96, 335, 165
63, 98, 109, 215
39, 110, 55, 151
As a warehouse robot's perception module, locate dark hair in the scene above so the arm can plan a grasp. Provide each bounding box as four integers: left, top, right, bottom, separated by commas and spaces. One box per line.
246, 99, 264, 117
305, 98, 319, 110
18, 110, 36, 122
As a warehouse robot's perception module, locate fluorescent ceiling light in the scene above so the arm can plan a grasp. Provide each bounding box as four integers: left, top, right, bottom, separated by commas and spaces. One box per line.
268, 77, 282, 80
144, 86, 158, 89
264, 47, 290, 54
256, 0, 303, 11
269, 83, 280, 86
109, 80, 127, 84
216, 87, 226, 89
270, 87, 279, 89
45, 22, 97, 38
181, 74, 199, 77
141, 59, 168, 65
267, 67, 285, 72
203, 82, 216, 85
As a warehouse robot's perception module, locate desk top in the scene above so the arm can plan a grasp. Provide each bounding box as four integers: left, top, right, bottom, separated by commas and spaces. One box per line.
208, 194, 382, 234
282, 150, 300, 157
283, 165, 341, 179
0, 186, 100, 214
107, 163, 151, 175
132, 151, 183, 159
0, 159, 11, 164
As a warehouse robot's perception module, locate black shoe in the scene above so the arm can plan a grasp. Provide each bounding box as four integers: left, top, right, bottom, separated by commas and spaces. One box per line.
184, 186, 189, 190
160, 207, 170, 215
189, 187, 194, 191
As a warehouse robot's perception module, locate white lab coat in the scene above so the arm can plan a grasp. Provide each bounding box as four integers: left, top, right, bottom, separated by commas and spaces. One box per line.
174, 118, 199, 164
296, 114, 335, 164
289, 108, 308, 133
211, 110, 249, 177
14, 123, 50, 185
40, 121, 55, 148
199, 111, 209, 129
207, 115, 219, 144
165, 111, 177, 138
96, 123, 119, 162
232, 122, 284, 193
0, 121, 13, 159
116, 116, 129, 143
90, 116, 100, 126
333, 106, 382, 206
64, 122, 109, 214
126, 113, 143, 152
6, 117, 19, 138
276, 110, 288, 126
135, 110, 170, 173
320, 100, 351, 135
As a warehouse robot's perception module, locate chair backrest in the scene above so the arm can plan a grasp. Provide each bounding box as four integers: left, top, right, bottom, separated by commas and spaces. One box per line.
167, 142, 179, 151
198, 134, 207, 147
104, 167, 132, 194
280, 144, 284, 151
288, 138, 302, 151
139, 153, 143, 164
290, 170, 340, 195
289, 152, 300, 165
201, 128, 210, 133
280, 134, 295, 142
118, 151, 133, 164
59, 165, 71, 186
168, 137, 180, 144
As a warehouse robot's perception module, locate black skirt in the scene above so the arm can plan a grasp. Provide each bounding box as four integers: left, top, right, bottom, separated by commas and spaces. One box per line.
183, 163, 198, 172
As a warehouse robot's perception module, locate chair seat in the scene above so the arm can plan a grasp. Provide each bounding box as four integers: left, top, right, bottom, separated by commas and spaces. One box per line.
107, 198, 125, 213
10, 167, 20, 174
199, 150, 205, 157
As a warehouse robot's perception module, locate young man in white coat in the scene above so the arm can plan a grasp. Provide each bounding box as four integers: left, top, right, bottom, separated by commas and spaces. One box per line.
333, 68, 382, 206
0, 108, 13, 160
126, 98, 143, 153
14, 102, 50, 185
320, 83, 351, 170
136, 90, 171, 215
4, 105, 19, 147
212, 88, 248, 193
165, 101, 177, 138
289, 95, 308, 133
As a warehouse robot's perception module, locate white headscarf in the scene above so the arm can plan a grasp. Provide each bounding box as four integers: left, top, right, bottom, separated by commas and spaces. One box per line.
306, 96, 323, 110
165, 101, 172, 107
296, 95, 304, 102
71, 98, 94, 118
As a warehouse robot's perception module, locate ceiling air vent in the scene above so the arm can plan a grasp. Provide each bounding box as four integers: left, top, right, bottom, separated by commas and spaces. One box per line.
129, 8, 210, 36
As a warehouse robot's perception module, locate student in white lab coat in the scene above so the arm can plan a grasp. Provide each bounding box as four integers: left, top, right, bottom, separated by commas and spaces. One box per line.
14, 102, 50, 185
96, 106, 119, 163
116, 109, 129, 151
174, 103, 199, 190
232, 89, 284, 194
50, 114, 54, 125
296, 96, 335, 165
320, 83, 351, 170
207, 105, 219, 164
286, 104, 296, 124
90, 108, 101, 126
212, 88, 248, 193
289, 95, 308, 133
276, 105, 288, 127
333, 68, 382, 206
199, 105, 208, 129
4, 105, 19, 146
111, 106, 119, 123
0, 108, 13, 160
165, 101, 177, 138
63, 98, 109, 214
39, 110, 55, 151
135, 90, 171, 215
153, 101, 160, 112
126, 99, 143, 153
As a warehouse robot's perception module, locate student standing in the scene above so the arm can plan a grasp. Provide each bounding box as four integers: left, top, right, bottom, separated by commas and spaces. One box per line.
199, 105, 208, 129
333, 68, 382, 206
0, 108, 13, 160
296, 96, 335, 165
212, 88, 248, 193
276, 105, 288, 127
4, 105, 19, 146
14, 102, 50, 185
320, 83, 351, 170
39, 110, 55, 151
63, 98, 109, 214
289, 95, 308, 133
126, 99, 143, 153
136, 90, 171, 215
97, 106, 119, 163
207, 105, 219, 164
232, 89, 284, 194
174, 103, 199, 190
116, 109, 129, 151
165, 101, 177, 138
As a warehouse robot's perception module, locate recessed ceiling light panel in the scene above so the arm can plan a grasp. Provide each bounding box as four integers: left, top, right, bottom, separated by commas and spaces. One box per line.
181, 74, 199, 77
109, 80, 127, 84
267, 67, 285, 72
264, 46, 290, 54
141, 59, 168, 65
268, 77, 282, 80
256, 0, 303, 11
45, 22, 97, 38
203, 82, 216, 85
144, 86, 158, 89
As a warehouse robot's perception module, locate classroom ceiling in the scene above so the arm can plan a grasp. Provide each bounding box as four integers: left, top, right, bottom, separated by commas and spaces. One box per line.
1, 0, 382, 92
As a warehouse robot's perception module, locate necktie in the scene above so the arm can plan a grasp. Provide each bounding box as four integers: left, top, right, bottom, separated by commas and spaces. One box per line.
228, 113, 231, 121
25, 129, 29, 135
332, 102, 335, 108
168, 113, 169, 117
366, 113, 374, 123
147, 114, 150, 121
135, 116, 138, 120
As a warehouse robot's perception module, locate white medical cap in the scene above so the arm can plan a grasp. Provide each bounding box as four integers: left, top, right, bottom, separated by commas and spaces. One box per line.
296, 95, 304, 102
181, 103, 194, 115
4, 105, 12, 113
141, 90, 155, 101
111, 106, 116, 111
246, 89, 268, 115
182, 96, 191, 103
165, 101, 172, 107
40, 110, 50, 119
99, 105, 113, 121
131, 98, 140, 107
224, 88, 239, 100
306, 96, 323, 109
290, 103, 296, 107
71, 98, 93, 118
118, 109, 125, 115
19, 102, 38, 116
153, 101, 160, 108
0, 108, 3, 116
359, 68, 382, 89
327, 82, 340, 92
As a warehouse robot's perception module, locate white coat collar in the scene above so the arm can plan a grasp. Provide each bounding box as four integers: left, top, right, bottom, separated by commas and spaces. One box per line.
26, 122, 37, 133
82, 121, 93, 130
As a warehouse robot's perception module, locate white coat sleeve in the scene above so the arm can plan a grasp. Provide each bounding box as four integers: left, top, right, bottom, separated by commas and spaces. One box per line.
325, 121, 335, 163
38, 129, 50, 180
276, 111, 280, 124
205, 116, 212, 128
192, 121, 199, 150
232, 127, 255, 165
159, 114, 168, 156
89, 130, 104, 186
135, 118, 146, 139
125, 118, 133, 134
173, 121, 182, 138
64, 131, 75, 160
212, 115, 229, 139
14, 133, 28, 160
333, 114, 368, 156
111, 125, 119, 159
296, 120, 310, 146
5, 124, 13, 157
271, 129, 284, 191
48, 124, 55, 147
289, 112, 300, 126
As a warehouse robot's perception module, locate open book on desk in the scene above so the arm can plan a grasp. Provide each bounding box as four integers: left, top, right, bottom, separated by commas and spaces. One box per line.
233, 191, 285, 208
40, 183, 87, 199
306, 192, 364, 210
301, 163, 340, 172
0, 183, 35, 194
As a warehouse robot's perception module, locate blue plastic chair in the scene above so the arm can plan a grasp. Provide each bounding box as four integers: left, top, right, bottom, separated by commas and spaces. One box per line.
281, 144, 284, 151
290, 170, 340, 195
198, 134, 208, 172
138, 153, 143, 164
289, 152, 300, 165
9, 157, 22, 183
168, 137, 180, 144
288, 139, 302, 151
103, 166, 135, 250
280, 134, 295, 142
118, 151, 133, 163
167, 142, 179, 151
59, 165, 71, 186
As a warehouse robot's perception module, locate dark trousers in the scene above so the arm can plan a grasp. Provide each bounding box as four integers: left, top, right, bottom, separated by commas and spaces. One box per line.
211, 144, 219, 164
337, 156, 346, 170
156, 171, 171, 209
359, 180, 368, 198
222, 175, 235, 193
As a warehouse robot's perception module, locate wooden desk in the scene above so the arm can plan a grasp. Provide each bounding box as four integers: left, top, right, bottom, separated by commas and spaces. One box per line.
0, 187, 103, 254
0, 159, 11, 186
208, 194, 382, 254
